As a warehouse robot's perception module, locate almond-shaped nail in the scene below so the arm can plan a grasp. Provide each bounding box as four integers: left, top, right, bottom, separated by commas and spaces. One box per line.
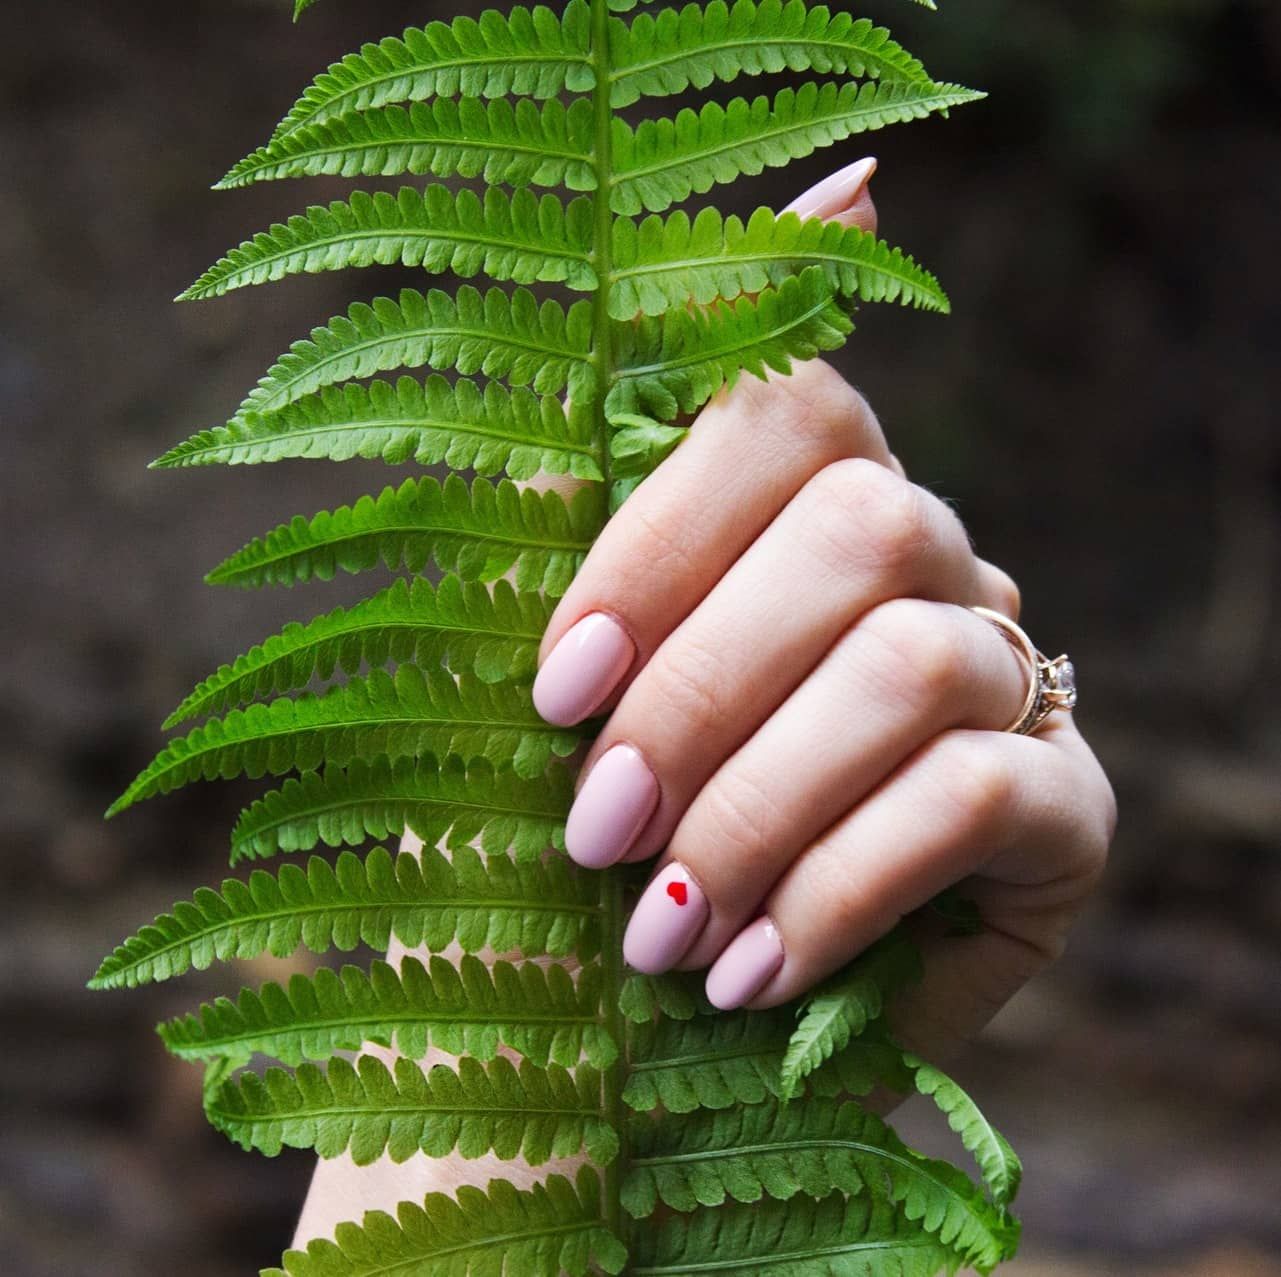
783, 155, 877, 222
623, 863, 709, 974
564, 744, 658, 869
705, 917, 784, 1010
533, 612, 634, 726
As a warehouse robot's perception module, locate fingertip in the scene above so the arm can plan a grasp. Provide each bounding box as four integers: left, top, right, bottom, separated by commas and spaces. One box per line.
782, 156, 879, 233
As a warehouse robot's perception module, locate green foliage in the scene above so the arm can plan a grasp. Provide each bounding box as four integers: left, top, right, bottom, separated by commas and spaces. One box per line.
99, 0, 1020, 1272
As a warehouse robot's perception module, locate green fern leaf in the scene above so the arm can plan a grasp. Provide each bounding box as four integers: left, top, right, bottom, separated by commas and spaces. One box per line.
164, 577, 551, 730
154, 375, 603, 481
608, 266, 852, 424
159, 954, 616, 1070
264, 1168, 626, 1277
219, 98, 597, 192
909, 1058, 1023, 1208
90, 845, 599, 990
610, 206, 949, 318
229, 754, 570, 864
609, 0, 932, 107
780, 927, 924, 1096
623, 1098, 1015, 1271
178, 185, 597, 301
629, 1194, 960, 1276
106, 665, 581, 817
233, 286, 594, 420
203, 474, 603, 595
208, 1053, 617, 1166
612, 79, 984, 214
273, 4, 594, 140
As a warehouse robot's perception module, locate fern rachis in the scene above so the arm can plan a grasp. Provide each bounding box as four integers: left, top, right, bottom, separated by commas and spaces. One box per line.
100, 0, 1022, 1272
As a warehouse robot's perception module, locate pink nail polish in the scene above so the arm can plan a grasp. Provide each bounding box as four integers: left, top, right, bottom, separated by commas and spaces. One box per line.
705, 917, 785, 1010
533, 613, 635, 726
782, 156, 877, 222
623, 863, 709, 974
564, 744, 658, 869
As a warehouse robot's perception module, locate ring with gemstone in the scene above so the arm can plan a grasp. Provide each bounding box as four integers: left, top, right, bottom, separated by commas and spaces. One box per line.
970, 606, 1077, 736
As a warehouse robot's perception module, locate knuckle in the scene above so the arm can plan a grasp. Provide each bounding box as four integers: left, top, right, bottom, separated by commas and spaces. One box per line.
695, 769, 782, 865
645, 636, 733, 739
858, 599, 970, 706
800, 458, 931, 580
932, 738, 1017, 838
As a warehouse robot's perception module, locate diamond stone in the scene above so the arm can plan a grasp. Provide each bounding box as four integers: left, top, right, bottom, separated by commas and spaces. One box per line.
1055, 659, 1077, 705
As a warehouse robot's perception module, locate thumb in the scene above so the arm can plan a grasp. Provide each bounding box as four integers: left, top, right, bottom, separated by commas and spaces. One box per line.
781, 155, 879, 234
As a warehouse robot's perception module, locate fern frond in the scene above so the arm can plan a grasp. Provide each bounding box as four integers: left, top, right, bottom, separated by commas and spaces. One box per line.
610, 206, 949, 318
229, 755, 570, 864
780, 927, 924, 1096
178, 186, 597, 301
608, 266, 852, 423
203, 474, 603, 596
89, 845, 599, 990
610, 0, 932, 108
164, 577, 551, 730
159, 954, 616, 1069
219, 98, 597, 192
909, 1058, 1023, 1208
107, 666, 581, 818
233, 286, 594, 420
623, 1098, 1015, 1271
612, 80, 984, 214
264, 1168, 627, 1277
628, 1194, 960, 1276
208, 1052, 617, 1166
155, 375, 603, 481
273, 4, 594, 140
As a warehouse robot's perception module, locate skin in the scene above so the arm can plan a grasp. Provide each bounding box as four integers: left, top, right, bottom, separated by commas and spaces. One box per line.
292, 160, 1116, 1245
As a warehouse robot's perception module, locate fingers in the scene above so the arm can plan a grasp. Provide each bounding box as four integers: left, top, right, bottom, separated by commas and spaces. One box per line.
566, 471, 984, 870
617, 599, 1035, 972
705, 721, 1113, 1009
533, 359, 893, 725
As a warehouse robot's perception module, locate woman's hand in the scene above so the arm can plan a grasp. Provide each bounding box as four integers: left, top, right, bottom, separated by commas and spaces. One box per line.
533, 162, 1115, 1053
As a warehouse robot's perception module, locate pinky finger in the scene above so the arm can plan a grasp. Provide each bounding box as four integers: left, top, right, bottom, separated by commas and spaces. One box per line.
705, 724, 1113, 1010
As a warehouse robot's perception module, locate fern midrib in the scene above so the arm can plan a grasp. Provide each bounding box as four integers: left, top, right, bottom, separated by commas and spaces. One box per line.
611, 244, 937, 301
209, 1096, 601, 1125
233, 789, 568, 849
611, 35, 915, 83
243, 328, 590, 418
186, 410, 600, 461
630, 1233, 941, 1275
620, 290, 833, 378
281, 51, 594, 139
626, 1037, 788, 1073
98, 893, 599, 979
169, 1003, 602, 1055
617, 82, 967, 183
211, 521, 593, 581
188, 222, 592, 299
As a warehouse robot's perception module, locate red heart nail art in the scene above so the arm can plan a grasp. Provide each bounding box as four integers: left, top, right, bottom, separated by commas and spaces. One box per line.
666, 880, 688, 907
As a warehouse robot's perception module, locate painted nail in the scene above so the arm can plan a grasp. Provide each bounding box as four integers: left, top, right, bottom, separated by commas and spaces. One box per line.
782, 155, 878, 222
623, 862, 710, 974
533, 612, 635, 726
564, 744, 659, 869
705, 917, 785, 1010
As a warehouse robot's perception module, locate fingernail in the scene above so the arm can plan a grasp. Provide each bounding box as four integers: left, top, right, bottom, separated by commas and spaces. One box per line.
623, 862, 710, 974
705, 917, 785, 1010
783, 156, 877, 222
533, 613, 634, 726
564, 744, 659, 869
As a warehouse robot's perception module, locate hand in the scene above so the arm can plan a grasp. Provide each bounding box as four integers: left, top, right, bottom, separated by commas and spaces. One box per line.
533, 161, 1116, 1056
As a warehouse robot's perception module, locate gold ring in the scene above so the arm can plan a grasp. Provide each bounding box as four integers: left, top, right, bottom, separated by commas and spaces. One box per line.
971, 606, 1077, 735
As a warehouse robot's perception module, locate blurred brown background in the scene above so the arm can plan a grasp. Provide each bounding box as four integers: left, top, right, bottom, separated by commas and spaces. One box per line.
2, 0, 1278, 1273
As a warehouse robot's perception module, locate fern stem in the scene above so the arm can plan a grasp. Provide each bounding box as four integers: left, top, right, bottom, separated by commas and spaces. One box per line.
588, 0, 629, 1248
